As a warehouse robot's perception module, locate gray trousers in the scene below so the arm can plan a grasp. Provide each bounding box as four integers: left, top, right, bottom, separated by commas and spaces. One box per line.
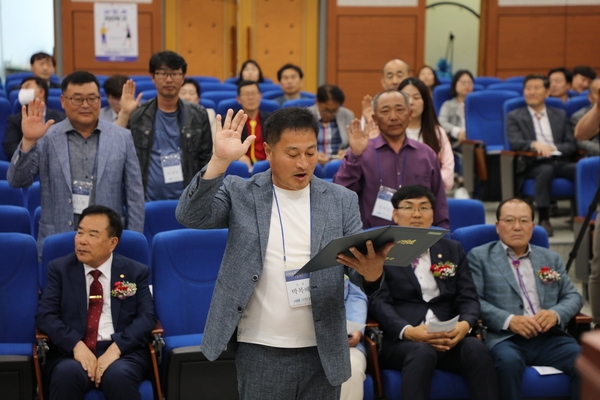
589, 208, 600, 325
236, 342, 341, 400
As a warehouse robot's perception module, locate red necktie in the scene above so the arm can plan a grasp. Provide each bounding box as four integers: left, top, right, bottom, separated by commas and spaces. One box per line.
83, 269, 103, 354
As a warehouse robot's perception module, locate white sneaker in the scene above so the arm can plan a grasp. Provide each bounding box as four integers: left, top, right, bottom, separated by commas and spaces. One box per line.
454, 187, 470, 199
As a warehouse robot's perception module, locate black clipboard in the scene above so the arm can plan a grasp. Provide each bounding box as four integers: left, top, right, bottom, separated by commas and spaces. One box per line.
296, 226, 448, 275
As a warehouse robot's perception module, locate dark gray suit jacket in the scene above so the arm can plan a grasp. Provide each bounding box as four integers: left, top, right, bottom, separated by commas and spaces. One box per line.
176, 169, 365, 386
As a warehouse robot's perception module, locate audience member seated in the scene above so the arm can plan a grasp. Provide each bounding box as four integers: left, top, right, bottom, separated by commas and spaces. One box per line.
30, 52, 60, 89
36, 205, 156, 400
571, 65, 597, 93
274, 63, 309, 105
237, 80, 270, 169
307, 84, 354, 165
116, 51, 213, 201
7, 71, 144, 257
334, 89, 449, 229
236, 59, 265, 84
3, 77, 66, 159
369, 185, 499, 400
467, 198, 583, 400
548, 67, 572, 103
341, 275, 368, 400
179, 78, 217, 146
399, 77, 454, 190
438, 69, 474, 146
506, 74, 576, 236
417, 65, 441, 97
571, 78, 600, 156
100, 74, 128, 123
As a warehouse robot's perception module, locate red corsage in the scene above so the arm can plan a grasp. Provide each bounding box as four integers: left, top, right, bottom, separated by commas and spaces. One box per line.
537, 267, 561, 284
430, 262, 457, 279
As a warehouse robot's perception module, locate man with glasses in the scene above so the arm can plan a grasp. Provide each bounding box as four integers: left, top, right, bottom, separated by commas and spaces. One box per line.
369, 185, 498, 400
117, 51, 213, 201
236, 80, 270, 170
7, 71, 144, 257
468, 198, 582, 400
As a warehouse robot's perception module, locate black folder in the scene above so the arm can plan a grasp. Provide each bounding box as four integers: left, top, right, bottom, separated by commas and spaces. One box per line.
296, 226, 448, 275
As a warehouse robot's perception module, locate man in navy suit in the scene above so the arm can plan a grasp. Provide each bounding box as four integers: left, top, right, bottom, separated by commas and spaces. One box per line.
369, 185, 499, 400
36, 205, 156, 400
468, 198, 582, 400
506, 74, 577, 236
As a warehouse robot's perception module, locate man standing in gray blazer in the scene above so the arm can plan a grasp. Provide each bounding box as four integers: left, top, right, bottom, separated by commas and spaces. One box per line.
468, 198, 582, 400
176, 107, 393, 400
7, 71, 144, 257
506, 74, 577, 236
307, 84, 354, 165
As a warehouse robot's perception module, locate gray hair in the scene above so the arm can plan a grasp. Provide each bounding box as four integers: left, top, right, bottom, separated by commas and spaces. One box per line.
372, 89, 410, 111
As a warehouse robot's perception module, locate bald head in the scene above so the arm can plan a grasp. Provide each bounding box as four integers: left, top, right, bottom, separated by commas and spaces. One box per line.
381, 59, 411, 90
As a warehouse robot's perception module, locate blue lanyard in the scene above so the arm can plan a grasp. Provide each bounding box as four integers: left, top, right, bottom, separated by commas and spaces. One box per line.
272, 186, 287, 267
508, 255, 536, 314
375, 145, 408, 188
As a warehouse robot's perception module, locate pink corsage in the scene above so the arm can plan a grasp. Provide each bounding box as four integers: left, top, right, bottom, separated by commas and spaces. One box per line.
111, 281, 137, 299
430, 262, 457, 279
537, 267, 561, 284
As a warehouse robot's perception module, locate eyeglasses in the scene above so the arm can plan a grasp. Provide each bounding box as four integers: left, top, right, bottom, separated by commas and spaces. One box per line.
499, 217, 533, 226
63, 95, 100, 106
239, 91, 260, 98
395, 205, 433, 213
154, 70, 184, 79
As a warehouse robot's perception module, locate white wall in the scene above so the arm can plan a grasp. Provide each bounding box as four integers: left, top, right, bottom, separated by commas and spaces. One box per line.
424, 0, 480, 77
0, 0, 55, 80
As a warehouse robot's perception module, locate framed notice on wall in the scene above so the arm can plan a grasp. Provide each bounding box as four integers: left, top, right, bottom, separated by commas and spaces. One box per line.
94, 3, 138, 62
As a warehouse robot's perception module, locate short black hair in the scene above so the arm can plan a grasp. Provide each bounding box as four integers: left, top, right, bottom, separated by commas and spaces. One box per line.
61, 71, 100, 93
237, 80, 261, 96
149, 51, 187, 74
103, 74, 129, 98
182, 78, 201, 96
277, 63, 303, 81
391, 185, 436, 210
79, 205, 123, 240
263, 107, 318, 145
30, 52, 55, 67
523, 74, 550, 89
316, 84, 345, 104
573, 65, 597, 80
237, 60, 265, 84
450, 69, 474, 98
496, 198, 535, 221
21, 77, 49, 102
548, 67, 572, 83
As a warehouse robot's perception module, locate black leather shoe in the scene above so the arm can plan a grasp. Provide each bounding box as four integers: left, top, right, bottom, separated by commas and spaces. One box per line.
539, 219, 554, 237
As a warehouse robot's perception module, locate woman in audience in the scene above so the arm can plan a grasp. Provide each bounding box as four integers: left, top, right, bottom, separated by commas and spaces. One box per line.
179, 78, 217, 147
236, 59, 265, 84
417, 65, 441, 96
438, 69, 474, 146
399, 78, 454, 190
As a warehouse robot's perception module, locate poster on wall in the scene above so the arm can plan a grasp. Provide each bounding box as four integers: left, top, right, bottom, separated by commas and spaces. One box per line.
94, 3, 138, 62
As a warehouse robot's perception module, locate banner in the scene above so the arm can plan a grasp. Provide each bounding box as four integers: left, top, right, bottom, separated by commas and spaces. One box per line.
94, 3, 138, 62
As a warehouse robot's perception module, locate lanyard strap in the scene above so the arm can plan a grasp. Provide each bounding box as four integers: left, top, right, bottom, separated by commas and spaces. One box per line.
272, 186, 287, 267
508, 255, 536, 313
534, 114, 552, 145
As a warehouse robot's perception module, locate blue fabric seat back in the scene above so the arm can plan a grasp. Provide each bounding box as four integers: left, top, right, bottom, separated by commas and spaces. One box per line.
261, 89, 284, 100
566, 96, 590, 118
453, 224, 549, 254
0, 181, 24, 207
199, 82, 237, 93
447, 199, 486, 233
152, 229, 228, 336
202, 91, 237, 107
0, 205, 30, 234
225, 161, 250, 178
143, 200, 184, 248
576, 156, 600, 217
0, 160, 9, 179
188, 76, 221, 84
282, 98, 315, 108
474, 76, 502, 88
0, 97, 11, 161
133, 81, 156, 95
324, 159, 343, 179
487, 82, 524, 94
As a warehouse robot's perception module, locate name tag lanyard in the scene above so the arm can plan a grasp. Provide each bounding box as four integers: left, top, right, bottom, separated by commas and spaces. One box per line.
508, 254, 537, 314
272, 185, 288, 268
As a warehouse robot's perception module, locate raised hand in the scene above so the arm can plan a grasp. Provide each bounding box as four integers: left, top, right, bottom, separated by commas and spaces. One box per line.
119, 79, 142, 115
361, 94, 373, 121
203, 109, 250, 179
21, 98, 55, 152
347, 118, 370, 156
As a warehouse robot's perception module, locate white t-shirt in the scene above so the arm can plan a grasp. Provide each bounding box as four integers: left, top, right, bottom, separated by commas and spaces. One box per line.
237, 184, 317, 348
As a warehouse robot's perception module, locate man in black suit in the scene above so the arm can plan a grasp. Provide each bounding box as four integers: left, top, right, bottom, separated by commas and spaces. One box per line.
369, 185, 498, 400
236, 80, 271, 170
36, 205, 156, 400
3, 77, 66, 159
506, 74, 577, 236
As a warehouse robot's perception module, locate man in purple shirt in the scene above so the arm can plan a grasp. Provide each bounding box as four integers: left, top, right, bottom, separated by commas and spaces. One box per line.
334, 89, 449, 229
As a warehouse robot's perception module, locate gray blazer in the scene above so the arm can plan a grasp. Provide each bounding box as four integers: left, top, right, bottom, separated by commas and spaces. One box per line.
307, 104, 354, 150
176, 170, 365, 386
467, 241, 582, 350
7, 118, 145, 255
506, 106, 576, 156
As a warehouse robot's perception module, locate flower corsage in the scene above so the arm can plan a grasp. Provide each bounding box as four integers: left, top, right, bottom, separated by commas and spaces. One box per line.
430, 261, 457, 279
537, 266, 561, 284
111, 281, 137, 299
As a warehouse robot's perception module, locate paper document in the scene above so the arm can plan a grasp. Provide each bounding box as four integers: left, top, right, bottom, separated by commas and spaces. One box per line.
550, 151, 562, 156
531, 366, 563, 375
346, 320, 366, 335
427, 315, 460, 333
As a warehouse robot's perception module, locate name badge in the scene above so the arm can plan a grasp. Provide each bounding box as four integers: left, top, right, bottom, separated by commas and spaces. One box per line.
371, 185, 397, 221
285, 269, 311, 308
161, 153, 184, 184
72, 180, 93, 215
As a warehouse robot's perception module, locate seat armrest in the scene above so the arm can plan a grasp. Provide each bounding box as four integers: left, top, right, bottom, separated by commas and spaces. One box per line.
567, 313, 592, 342
365, 320, 383, 398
